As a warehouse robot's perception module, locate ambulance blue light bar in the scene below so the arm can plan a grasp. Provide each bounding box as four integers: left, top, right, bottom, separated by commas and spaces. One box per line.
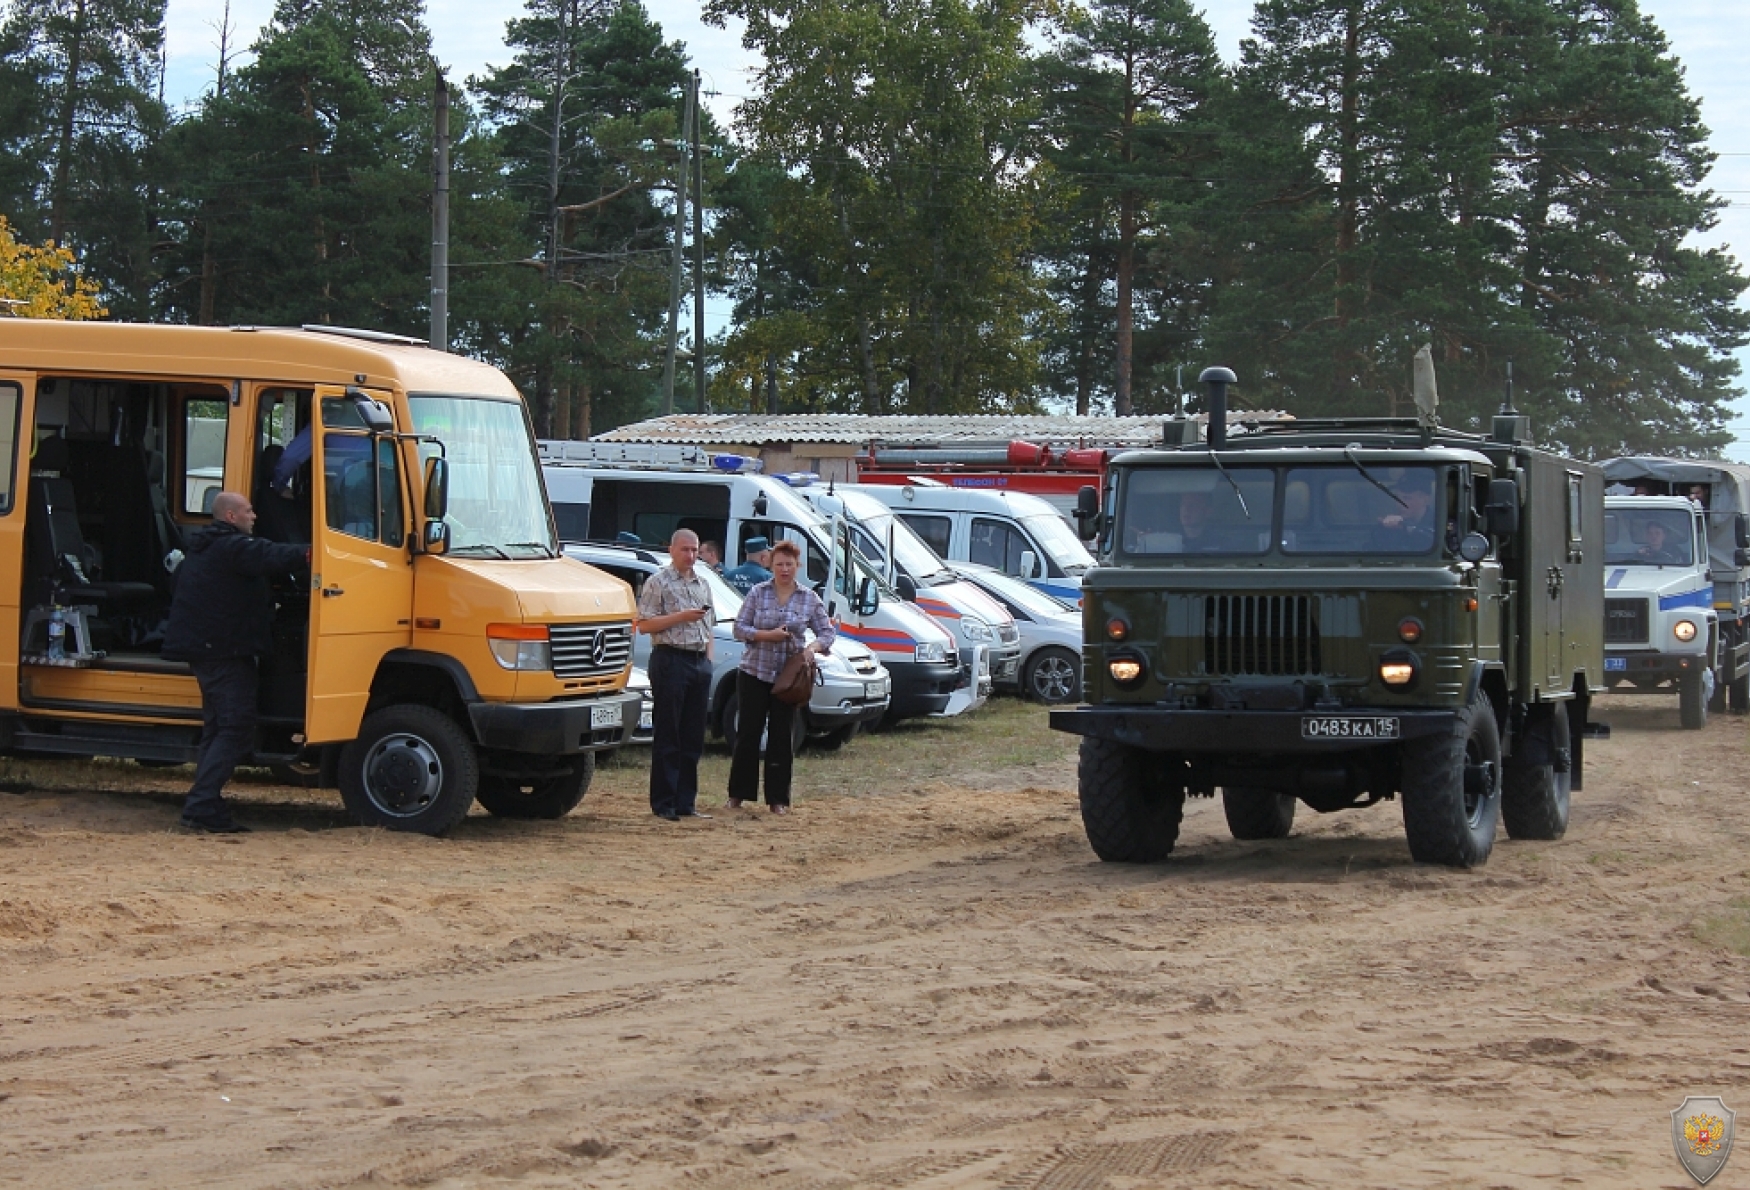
777, 472, 819, 487
711, 454, 763, 473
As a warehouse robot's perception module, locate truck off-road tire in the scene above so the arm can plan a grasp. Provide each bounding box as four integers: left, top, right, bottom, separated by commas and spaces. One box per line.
1077, 738, 1186, 863
1709, 675, 1727, 714
476, 753, 594, 819
1680, 671, 1708, 730
1730, 671, 1750, 713
338, 705, 479, 835
1399, 690, 1501, 867
1024, 647, 1082, 704
1501, 704, 1570, 840
723, 687, 808, 757
1221, 786, 1296, 840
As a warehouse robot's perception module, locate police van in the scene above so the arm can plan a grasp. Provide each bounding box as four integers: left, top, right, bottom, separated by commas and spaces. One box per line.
539, 442, 963, 724
850, 483, 1091, 604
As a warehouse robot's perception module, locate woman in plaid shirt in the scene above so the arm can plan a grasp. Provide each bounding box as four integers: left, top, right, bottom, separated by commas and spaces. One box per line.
728, 540, 836, 813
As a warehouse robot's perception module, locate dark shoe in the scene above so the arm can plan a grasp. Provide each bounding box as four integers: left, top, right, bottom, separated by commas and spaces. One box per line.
655, 810, 681, 821
180, 815, 250, 834
680, 811, 713, 819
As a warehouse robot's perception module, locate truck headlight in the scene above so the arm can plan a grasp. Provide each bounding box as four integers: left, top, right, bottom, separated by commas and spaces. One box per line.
1674, 619, 1698, 643
915, 641, 947, 663
959, 617, 993, 644
1107, 652, 1146, 687
486, 624, 552, 671
1378, 648, 1419, 687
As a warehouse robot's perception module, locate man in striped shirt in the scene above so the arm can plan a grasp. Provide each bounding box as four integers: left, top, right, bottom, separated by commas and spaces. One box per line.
636, 529, 717, 821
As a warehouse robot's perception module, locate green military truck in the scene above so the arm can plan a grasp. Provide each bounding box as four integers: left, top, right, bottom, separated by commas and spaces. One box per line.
1050, 369, 1604, 868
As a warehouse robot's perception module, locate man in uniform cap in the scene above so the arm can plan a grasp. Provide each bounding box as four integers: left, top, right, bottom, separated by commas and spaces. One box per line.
724, 536, 774, 594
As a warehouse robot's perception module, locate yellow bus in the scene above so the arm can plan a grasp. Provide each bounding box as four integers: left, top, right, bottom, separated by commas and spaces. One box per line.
0, 320, 639, 833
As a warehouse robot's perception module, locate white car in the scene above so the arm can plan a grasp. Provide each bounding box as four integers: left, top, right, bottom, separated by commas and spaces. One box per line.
948, 561, 1084, 703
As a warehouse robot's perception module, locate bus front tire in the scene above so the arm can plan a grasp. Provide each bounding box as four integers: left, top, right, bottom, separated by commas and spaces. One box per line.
338, 705, 478, 835
476, 753, 594, 819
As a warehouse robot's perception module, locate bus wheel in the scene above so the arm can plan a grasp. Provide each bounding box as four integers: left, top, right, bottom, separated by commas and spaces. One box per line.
339, 705, 478, 835
1077, 738, 1185, 863
476, 754, 594, 819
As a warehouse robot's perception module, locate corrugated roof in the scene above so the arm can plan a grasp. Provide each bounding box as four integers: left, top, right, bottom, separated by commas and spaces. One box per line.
592, 412, 1290, 448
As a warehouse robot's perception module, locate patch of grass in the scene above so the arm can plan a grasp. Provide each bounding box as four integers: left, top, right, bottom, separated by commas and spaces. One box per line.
1693, 896, 1750, 957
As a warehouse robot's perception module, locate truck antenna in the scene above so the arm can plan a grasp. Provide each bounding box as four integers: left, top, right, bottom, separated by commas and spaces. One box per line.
1502, 361, 1517, 415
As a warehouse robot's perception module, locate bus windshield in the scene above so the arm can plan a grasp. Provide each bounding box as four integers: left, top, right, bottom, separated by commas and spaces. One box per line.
410, 396, 555, 558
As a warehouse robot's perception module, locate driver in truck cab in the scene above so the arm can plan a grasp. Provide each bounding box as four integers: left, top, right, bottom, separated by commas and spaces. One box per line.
1638, 520, 1681, 564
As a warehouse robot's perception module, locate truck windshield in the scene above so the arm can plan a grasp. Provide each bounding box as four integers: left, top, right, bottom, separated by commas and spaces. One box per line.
1120, 467, 1276, 556
409, 396, 555, 558
1281, 465, 1440, 555
1605, 507, 1694, 567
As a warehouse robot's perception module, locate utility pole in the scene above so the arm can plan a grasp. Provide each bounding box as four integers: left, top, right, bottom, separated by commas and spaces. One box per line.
691, 69, 706, 414
660, 78, 696, 416
430, 69, 450, 352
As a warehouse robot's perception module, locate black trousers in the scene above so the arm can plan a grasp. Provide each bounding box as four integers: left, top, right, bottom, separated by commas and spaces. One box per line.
185, 656, 259, 823
727, 668, 797, 807
649, 646, 712, 816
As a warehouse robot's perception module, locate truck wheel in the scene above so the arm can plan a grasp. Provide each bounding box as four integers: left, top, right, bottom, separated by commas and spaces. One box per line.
1680, 671, 1708, 730
1221, 787, 1296, 840
1730, 672, 1750, 713
1501, 704, 1570, 840
1077, 738, 1186, 863
723, 688, 807, 756
476, 753, 594, 820
1399, 690, 1501, 867
338, 705, 479, 835
1024, 648, 1081, 704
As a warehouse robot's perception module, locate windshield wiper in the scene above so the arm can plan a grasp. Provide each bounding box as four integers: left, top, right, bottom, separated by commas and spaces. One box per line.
450, 543, 511, 559
1208, 450, 1252, 519
1344, 444, 1408, 510
505, 542, 556, 558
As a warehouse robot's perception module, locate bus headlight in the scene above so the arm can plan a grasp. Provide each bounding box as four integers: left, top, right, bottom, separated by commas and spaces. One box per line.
487, 624, 552, 670
1674, 619, 1698, 643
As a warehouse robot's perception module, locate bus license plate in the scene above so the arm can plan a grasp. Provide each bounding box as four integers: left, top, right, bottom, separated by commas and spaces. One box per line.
1604, 656, 1627, 671
592, 704, 622, 729
1301, 716, 1400, 740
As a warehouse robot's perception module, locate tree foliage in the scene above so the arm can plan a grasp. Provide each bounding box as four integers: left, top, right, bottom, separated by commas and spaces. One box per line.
0, 214, 106, 317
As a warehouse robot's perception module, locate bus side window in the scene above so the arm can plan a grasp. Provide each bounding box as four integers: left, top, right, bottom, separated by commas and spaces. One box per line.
179, 395, 228, 515
0, 383, 18, 514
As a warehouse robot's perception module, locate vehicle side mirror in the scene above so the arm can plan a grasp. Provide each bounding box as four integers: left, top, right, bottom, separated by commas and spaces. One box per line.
423, 456, 449, 520
349, 390, 395, 434
857, 575, 880, 615
1736, 513, 1749, 549
1736, 547, 1750, 568
1484, 478, 1520, 536
1020, 549, 1040, 579
1074, 485, 1101, 542
424, 519, 450, 555
895, 573, 918, 602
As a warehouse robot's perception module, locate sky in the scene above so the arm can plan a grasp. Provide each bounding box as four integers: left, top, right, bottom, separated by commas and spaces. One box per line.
156, 0, 1750, 454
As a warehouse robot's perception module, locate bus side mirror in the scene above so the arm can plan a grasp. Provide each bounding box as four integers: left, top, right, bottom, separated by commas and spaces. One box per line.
424, 519, 451, 555
857, 576, 880, 615
348, 389, 395, 434
1736, 513, 1749, 549
1074, 485, 1101, 541
424, 456, 449, 520
1484, 478, 1520, 536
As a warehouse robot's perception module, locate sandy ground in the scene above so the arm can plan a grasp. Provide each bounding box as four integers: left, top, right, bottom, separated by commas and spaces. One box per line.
1, 695, 1749, 1188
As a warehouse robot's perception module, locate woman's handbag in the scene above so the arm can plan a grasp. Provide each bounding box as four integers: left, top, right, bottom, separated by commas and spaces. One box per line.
771, 649, 817, 706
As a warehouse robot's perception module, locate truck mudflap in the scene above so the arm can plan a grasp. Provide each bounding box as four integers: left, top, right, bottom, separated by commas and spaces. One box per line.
468, 691, 643, 755
1049, 706, 1460, 752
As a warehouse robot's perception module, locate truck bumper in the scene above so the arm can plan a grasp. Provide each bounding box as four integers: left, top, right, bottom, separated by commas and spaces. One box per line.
885, 660, 960, 722
1049, 706, 1459, 752
1604, 651, 1707, 685
468, 691, 644, 755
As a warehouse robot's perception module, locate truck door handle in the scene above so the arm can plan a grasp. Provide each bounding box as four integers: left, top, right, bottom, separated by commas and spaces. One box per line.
1545, 566, 1564, 598
322, 586, 345, 598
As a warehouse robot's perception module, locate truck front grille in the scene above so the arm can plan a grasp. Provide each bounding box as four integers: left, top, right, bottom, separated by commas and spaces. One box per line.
549, 622, 633, 678
1203, 594, 1323, 676
1604, 598, 1649, 645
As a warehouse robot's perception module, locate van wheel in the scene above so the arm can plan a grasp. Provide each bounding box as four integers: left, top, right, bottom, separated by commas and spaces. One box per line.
1680, 671, 1708, 730
476, 753, 594, 819
1024, 647, 1081, 704
1077, 738, 1186, 863
723, 688, 807, 756
1399, 690, 1501, 867
1221, 786, 1296, 840
1502, 704, 1570, 840
338, 705, 478, 835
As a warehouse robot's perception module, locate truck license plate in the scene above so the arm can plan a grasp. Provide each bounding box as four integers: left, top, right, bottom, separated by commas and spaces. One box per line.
1604, 656, 1627, 672
1301, 716, 1400, 740
591, 704, 621, 729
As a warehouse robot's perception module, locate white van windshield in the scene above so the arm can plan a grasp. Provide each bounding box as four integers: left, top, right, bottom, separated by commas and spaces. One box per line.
1023, 513, 1094, 573
1606, 507, 1695, 567
851, 510, 952, 582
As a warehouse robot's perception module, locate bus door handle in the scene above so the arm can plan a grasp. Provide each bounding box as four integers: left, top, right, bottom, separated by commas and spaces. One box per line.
322, 586, 345, 598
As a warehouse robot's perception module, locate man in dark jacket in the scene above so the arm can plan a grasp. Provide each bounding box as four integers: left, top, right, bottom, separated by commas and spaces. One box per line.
163, 491, 309, 832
